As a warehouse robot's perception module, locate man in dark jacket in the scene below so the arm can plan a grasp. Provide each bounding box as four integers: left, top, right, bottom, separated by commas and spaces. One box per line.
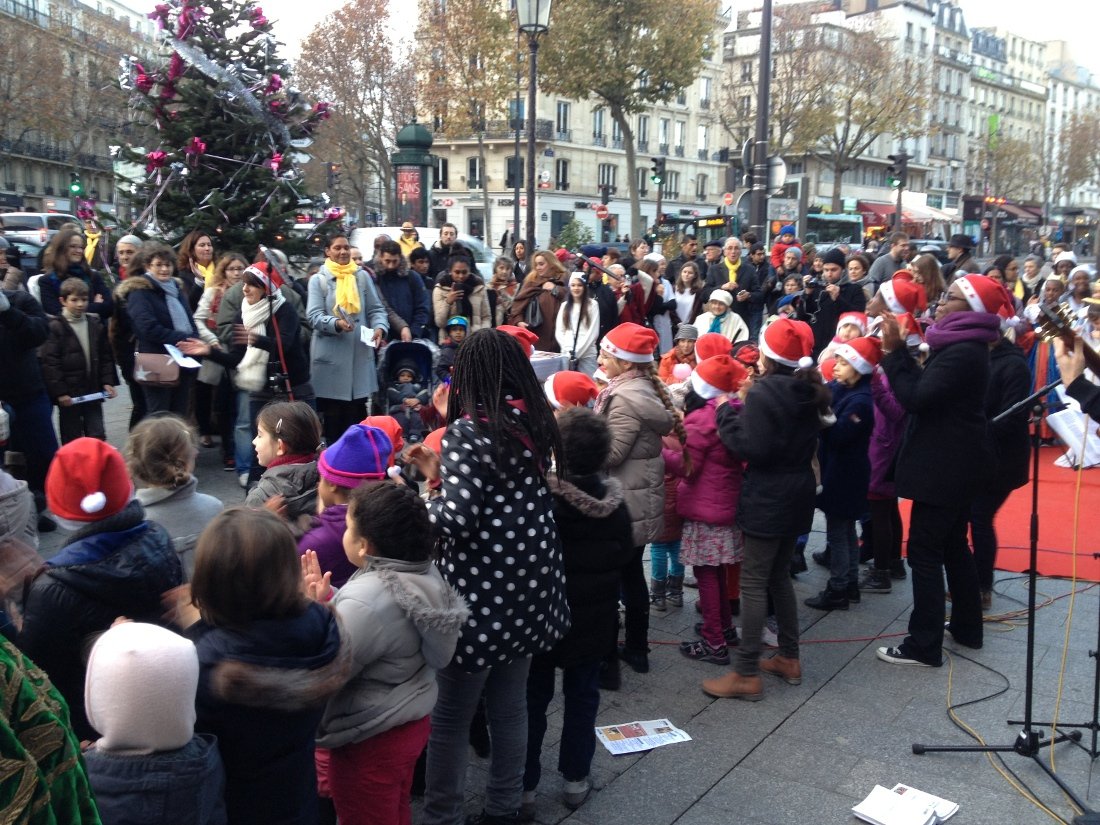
0, 288, 59, 526
666, 235, 704, 286
798, 248, 868, 358
941, 233, 980, 284
704, 237, 760, 330
375, 241, 430, 341
427, 223, 474, 281
874, 274, 1011, 667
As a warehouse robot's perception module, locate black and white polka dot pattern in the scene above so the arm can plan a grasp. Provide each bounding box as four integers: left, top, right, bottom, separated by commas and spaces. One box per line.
427, 417, 571, 672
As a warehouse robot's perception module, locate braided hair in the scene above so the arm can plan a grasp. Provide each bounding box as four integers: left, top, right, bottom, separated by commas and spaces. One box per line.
642, 361, 692, 476
447, 328, 564, 475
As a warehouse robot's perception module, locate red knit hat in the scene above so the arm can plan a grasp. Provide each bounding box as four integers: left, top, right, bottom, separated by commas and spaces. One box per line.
243, 261, 284, 294
46, 438, 133, 523
360, 415, 405, 462
836, 312, 868, 336
497, 325, 539, 355
760, 318, 815, 369
956, 274, 1015, 319
695, 332, 732, 361
834, 336, 883, 375
690, 355, 748, 400
820, 357, 836, 382
554, 248, 571, 263
879, 273, 927, 315
544, 371, 598, 409
600, 322, 660, 363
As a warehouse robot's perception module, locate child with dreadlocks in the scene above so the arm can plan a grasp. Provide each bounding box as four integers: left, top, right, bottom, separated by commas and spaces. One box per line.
594, 322, 683, 683
405, 328, 570, 825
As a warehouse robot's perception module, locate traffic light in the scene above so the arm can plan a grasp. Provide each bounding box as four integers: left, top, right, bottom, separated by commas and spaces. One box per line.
69, 173, 83, 196
649, 157, 665, 186
326, 162, 341, 191
600, 184, 610, 205
886, 153, 909, 189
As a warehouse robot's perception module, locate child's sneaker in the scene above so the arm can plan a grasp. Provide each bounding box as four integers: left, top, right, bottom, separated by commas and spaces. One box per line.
562, 778, 590, 809
679, 639, 730, 665
762, 616, 779, 648
694, 622, 739, 646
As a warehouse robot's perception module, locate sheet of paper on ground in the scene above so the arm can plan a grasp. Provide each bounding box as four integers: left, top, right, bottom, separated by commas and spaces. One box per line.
595, 719, 691, 755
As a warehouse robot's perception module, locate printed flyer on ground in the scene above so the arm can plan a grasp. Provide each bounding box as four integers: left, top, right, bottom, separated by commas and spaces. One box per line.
595, 719, 692, 755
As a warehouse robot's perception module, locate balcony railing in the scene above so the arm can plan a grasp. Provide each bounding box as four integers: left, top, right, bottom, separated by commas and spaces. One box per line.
555, 129, 572, 142
698, 149, 709, 160
556, 181, 569, 191
44, 186, 54, 195
674, 146, 685, 157
466, 179, 482, 190
486, 119, 555, 140
659, 143, 670, 155
611, 138, 624, 150
592, 133, 607, 147
665, 191, 679, 200
700, 98, 711, 110
637, 140, 649, 152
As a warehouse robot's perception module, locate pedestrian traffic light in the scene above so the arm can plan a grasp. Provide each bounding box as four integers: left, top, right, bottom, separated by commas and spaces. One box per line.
886, 153, 909, 189
649, 157, 665, 186
69, 173, 83, 196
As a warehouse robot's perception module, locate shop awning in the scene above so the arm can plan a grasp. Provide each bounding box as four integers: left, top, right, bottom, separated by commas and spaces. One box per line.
858, 200, 954, 225
999, 203, 1040, 225
857, 201, 894, 226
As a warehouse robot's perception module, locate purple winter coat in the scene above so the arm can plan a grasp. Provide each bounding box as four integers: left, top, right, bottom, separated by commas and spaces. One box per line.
663, 397, 745, 527
868, 370, 906, 499
297, 503, 357, 588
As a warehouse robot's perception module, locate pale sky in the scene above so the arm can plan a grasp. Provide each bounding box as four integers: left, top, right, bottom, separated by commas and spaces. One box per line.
139, 0, 1100, 79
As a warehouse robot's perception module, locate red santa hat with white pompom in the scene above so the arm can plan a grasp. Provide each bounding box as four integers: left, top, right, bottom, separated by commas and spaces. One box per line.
46, 438, 133, 524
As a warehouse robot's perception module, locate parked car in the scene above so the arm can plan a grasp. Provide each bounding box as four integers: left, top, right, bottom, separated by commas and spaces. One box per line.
912, 239, 951, 266
0, 212, 81, 245
6, 237, 47, 278
348, 226, 497, 281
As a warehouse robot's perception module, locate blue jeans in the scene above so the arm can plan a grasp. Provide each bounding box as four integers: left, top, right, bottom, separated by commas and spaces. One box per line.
524, 657, 601, 790
4, 392, 58, 509
649, 541, 683, 579
423, 657, 532, 824
233, 390, 253, 476
826, 515, 859, 592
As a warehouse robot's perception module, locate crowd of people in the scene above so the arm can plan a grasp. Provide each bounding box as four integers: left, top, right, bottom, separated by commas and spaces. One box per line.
0, 216, 1098, 824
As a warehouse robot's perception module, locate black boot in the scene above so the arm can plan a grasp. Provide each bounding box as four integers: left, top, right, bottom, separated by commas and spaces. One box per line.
846, 583, 861, 604
790, 548, 808, 576
805, 587, 849, 611
812, 545, 831, 568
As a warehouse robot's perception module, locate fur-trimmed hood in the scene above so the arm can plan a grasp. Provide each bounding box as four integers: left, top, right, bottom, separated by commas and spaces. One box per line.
199, 601, 352, 713
547, 474, 625, 519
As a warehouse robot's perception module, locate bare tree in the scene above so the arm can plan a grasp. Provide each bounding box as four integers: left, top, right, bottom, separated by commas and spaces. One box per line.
978, 137, 1041, 203
415, 0, 515, 239
538, 0, 719, 238
297, 0, 417, 222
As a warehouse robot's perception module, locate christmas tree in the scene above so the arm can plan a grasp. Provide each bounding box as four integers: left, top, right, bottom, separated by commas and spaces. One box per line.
117, 0, 331, 252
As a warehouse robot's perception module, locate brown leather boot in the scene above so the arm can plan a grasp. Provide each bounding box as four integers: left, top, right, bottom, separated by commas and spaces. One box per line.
759, 654, 802, 685
702, 672, 763, 701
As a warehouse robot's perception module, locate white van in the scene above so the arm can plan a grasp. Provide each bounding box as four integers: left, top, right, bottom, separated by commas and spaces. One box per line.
347, 226, 497, 281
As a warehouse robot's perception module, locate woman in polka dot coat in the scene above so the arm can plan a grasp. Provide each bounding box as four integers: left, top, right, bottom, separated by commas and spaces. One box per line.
407, 329, 570, 825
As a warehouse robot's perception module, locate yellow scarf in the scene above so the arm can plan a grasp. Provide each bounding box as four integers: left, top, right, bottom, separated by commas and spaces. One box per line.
1013, 279, 1025, 300
328, 260, 362, 316
84, 231, 100, 266
724, 256, 741, 286
195, 261, 215, 286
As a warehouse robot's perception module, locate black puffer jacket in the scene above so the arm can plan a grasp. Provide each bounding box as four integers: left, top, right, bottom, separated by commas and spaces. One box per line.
39, 314, 119, 400
189, 601, 350, 825
716, 374, 827, 538
125, 275, 198, 353
542, 474, 634, 668
15, 500, 183, 739
0, 289, 50, 403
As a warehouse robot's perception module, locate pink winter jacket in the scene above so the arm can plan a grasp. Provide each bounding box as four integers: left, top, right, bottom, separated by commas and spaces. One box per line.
662, 398, 745, 527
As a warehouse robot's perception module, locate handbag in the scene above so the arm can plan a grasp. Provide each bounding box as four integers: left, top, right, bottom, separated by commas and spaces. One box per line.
133, 352, 179, 387
524, 293, 543, 329
197, 357, 225, 386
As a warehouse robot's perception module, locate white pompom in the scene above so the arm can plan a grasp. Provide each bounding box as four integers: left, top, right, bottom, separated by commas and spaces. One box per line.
387, 465, 403, 480
81, 491, 107, 514
919, 342, 930, 354
798, 356, 814, 369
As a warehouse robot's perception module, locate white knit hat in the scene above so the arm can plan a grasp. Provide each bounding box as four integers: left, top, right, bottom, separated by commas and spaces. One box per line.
85, 622, 199, 754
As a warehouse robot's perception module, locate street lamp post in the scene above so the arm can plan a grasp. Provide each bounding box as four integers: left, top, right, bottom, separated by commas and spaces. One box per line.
517, 0, 551, 251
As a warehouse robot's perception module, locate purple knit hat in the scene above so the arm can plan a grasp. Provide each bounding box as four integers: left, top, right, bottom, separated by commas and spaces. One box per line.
318, 424, 396, 488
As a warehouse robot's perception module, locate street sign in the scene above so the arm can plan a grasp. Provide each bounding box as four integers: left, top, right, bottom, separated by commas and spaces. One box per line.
767, 157, 787, 195
722, 192, 734, 206
596, 204, 610, 220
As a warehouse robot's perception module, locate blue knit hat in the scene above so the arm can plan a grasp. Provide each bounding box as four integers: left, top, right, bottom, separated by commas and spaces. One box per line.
318, 424, 397, 488
779, 224, 796, 236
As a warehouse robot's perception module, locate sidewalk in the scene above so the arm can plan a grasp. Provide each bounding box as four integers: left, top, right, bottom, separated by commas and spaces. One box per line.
39, 389, 1100, 824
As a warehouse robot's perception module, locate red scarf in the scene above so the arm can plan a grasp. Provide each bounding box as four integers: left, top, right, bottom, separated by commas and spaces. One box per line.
267, 453, 315, 468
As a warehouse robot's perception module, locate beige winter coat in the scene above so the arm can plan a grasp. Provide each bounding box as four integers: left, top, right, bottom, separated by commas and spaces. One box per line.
600, 372, 675, 546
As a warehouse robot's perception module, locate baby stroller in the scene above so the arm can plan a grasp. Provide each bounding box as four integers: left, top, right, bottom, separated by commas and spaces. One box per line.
377, 340, 438, 444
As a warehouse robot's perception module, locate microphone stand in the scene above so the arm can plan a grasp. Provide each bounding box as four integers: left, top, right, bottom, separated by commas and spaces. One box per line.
913, 394, 1093, 822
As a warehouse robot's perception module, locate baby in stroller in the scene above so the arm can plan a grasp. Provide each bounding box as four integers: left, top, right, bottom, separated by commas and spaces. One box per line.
386, 358, 430, 443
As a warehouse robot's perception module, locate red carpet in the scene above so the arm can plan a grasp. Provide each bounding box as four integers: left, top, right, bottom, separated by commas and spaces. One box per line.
899, 447, 1100, 582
